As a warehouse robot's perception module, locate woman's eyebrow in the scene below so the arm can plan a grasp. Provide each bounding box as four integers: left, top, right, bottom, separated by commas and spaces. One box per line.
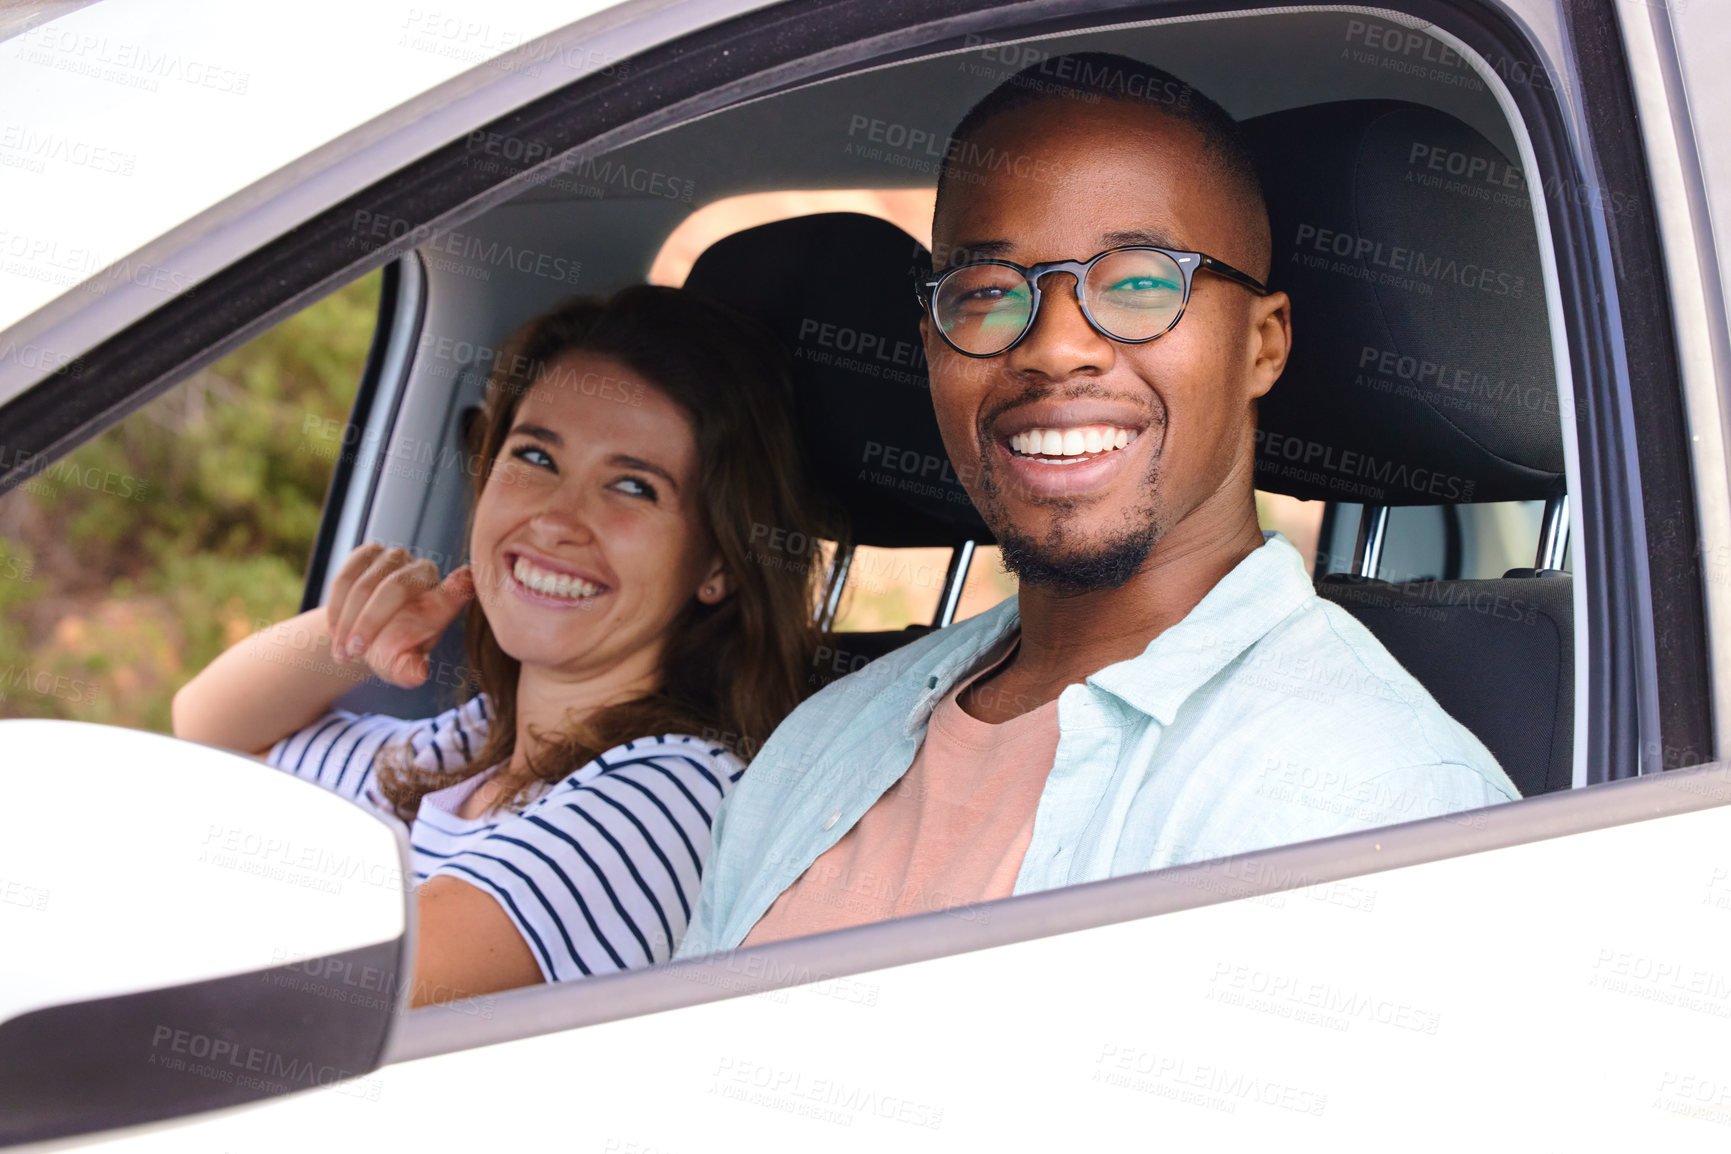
507, 422, 562, 446
609, 454, 680, 493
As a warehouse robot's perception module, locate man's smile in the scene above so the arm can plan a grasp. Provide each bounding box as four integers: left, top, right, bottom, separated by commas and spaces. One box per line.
984, 398, 1158, 500
1006, 423, 1139, 460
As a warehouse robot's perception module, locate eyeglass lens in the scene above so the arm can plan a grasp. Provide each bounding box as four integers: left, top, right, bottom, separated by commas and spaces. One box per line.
932, 249, 1188, 355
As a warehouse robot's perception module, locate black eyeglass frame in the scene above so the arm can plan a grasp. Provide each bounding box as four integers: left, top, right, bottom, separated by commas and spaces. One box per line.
915, 245, 1272, 358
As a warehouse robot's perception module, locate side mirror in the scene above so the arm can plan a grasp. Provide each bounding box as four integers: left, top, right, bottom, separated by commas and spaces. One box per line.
0, 720, 411, 1146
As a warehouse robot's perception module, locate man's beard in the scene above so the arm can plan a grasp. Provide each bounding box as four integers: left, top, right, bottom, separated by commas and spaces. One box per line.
996, 517, 1157, 594
977, 455, 1168, 595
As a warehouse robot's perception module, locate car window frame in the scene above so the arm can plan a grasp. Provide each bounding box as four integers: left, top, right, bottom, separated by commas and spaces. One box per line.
298, 253, 430, 615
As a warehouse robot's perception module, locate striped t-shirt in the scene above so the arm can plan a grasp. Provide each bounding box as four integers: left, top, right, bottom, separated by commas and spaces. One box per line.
266, 694, 744, 982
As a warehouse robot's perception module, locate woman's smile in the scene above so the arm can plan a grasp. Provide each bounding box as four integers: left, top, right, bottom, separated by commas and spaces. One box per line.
503, 548, 608, 608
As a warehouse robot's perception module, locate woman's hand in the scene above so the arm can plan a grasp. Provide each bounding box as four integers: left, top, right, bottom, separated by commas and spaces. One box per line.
326, 544, 477, 689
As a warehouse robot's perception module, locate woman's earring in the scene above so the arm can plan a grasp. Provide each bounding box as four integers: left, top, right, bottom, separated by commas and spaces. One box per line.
703, 584, 716, 597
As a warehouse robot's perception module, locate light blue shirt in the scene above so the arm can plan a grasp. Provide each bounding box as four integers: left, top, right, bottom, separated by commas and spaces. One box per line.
678, 532, 1518, 956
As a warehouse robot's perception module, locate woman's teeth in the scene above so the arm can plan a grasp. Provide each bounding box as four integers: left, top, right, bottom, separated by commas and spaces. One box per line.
513, 556, 602, 600
1008, 425, 1137, 458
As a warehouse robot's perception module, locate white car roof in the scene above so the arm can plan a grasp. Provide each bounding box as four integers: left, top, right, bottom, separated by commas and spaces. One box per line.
0, 0, 789, 407
0, 0, 630, 332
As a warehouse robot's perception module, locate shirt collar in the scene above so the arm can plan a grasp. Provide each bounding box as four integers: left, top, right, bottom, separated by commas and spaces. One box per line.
1089, 531, 1316, 725
902, 531, 1315, 735
901, 597, 1022, 738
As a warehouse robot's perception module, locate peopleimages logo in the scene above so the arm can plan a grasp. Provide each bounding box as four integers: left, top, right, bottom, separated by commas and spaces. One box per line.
1291, 224, 1525, 298
958, 34, 1192, 108
349, 211, 582, 284
0, 124, 136, 176
1255, 430, 1476, 502
795, 317, 928, 388
843, 114, 1070, 186
1357, 346, 1558, 416
1408, 142, 1524, 191
464, 132, 695, 202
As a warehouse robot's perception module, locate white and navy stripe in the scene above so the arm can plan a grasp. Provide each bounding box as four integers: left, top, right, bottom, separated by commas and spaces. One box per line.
267, 694, 492, 806
267, 696, 745, 982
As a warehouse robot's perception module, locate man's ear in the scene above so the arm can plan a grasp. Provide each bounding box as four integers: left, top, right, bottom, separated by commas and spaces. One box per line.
1247, 290, 1291, 402
696, 555, 732, 605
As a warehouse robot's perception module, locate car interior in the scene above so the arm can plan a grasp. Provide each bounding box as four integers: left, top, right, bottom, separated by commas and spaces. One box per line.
316, 11, 1578, 804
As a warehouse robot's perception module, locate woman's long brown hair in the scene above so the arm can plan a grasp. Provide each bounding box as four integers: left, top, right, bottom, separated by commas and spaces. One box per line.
376, 285, 835, 819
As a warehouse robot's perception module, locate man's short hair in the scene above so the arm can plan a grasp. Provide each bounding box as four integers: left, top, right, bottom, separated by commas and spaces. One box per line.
935, 51, 1269, 277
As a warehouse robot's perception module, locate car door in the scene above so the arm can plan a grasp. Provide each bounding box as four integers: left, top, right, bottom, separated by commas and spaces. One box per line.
3, 0, 1728, 1147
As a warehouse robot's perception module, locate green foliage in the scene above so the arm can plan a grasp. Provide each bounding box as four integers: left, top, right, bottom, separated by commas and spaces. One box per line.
0, 272, 382, 729
0, 538, 37, 663
154, 549, 308, 675
34, 274, 379, 575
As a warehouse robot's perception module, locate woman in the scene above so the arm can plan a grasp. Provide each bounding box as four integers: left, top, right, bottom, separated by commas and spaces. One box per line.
172, 285, 831, 1005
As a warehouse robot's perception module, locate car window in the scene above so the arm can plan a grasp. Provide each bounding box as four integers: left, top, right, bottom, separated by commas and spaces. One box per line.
650, 189, 935, 286
1256, 492, 1325, 577
1317, 500, 1565, 581
824, 542, 1018, 631
2, 2, 1595, 1055
832, 501, 1321, 631
829, 544, 947, 630
332, 12, 1574, 941
0, 272, 381, 729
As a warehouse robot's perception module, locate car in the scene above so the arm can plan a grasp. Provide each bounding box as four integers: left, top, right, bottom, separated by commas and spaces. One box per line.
2, 0, 1729, 1146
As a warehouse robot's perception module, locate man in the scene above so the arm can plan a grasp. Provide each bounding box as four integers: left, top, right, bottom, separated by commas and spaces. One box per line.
676, 53, 1517, 956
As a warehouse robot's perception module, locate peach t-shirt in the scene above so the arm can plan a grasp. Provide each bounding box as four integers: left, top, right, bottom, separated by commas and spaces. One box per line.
742, 638, 1060, 946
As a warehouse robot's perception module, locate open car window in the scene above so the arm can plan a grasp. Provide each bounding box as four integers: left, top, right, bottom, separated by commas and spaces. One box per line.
9, 4, 1580, 953
0, 273, 383, 730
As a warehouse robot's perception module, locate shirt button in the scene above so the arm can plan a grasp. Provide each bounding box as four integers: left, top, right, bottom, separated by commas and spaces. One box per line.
823, 810, 841, 831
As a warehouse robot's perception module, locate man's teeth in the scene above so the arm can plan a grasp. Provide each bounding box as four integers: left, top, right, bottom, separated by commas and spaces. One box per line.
1008, 425, 1137, 457
513, 556, 601, 599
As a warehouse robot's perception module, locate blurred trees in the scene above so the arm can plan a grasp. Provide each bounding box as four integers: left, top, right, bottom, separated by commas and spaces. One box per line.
0, 272, 381, 731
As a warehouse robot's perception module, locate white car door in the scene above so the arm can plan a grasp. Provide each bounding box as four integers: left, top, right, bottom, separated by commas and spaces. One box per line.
53, 773, 1731, 1149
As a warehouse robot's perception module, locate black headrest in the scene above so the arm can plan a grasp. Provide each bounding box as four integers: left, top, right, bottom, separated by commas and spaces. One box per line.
684, 213, 990, 547
1244, 101, 1565, 505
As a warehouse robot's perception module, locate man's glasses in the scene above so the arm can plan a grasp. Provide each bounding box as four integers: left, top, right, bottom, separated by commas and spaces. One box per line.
915, 245, 1271, 358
